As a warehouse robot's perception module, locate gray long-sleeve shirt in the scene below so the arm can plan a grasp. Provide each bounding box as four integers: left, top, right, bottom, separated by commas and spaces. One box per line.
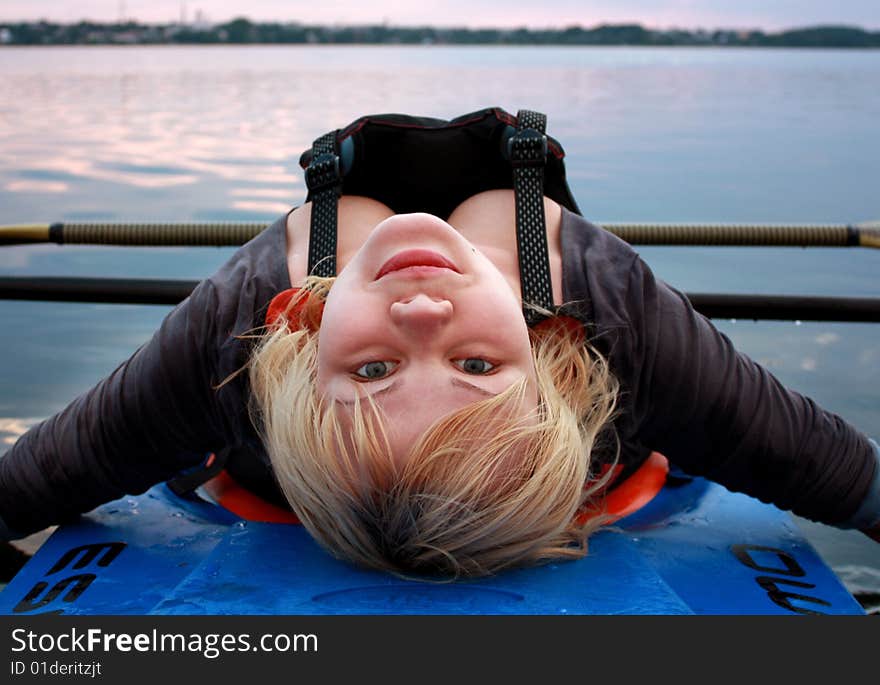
1, 209, 877, 538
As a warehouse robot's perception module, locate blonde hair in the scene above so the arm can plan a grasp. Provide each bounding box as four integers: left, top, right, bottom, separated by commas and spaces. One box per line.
248, 277, 619, 578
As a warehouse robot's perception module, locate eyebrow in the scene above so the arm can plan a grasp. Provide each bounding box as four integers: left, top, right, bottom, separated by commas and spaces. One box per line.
336, 377, 498, 406
450, 377, 498, 398
336, 381, 400, 407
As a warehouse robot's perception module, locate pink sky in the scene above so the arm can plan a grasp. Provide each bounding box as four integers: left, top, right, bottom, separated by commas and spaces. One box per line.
2, 1, 878, 31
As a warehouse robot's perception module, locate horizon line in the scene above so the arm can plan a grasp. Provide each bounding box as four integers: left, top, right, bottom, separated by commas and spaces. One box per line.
1, 17, 878, 34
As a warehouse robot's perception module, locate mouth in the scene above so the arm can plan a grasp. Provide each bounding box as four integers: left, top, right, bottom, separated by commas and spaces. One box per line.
374, 249, 461, 281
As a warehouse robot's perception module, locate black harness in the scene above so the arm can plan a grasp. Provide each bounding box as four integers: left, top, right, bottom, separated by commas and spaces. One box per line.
299, 107, 581, 326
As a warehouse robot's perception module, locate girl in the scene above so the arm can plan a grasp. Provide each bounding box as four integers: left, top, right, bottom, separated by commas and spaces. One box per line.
1, 112, 878, 578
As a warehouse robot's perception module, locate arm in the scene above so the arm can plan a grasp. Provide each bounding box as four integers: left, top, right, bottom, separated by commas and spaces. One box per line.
0, 278, 240, 540
622, 255, 878, 527
0, 214, 290, 541
848, 439, 880, 541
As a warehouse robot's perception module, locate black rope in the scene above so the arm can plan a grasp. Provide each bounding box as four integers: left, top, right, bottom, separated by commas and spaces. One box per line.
2, 277, 879, 322
686, 293, 880, 322
0, 277, 198, 305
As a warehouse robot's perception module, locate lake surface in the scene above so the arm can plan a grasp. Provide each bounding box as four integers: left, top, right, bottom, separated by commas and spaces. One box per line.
0, 45, 878, 609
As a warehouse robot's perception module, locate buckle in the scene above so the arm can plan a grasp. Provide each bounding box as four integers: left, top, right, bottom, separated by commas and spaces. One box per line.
305, 153, 342, 193
506, 128, 548, 168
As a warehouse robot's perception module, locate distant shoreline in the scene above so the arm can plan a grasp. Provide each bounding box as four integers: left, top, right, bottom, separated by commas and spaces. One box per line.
3, 44, 878, 52
1, 20, 879, 48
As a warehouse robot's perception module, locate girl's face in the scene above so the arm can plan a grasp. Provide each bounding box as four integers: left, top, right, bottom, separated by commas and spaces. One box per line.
316, 212, 538, 466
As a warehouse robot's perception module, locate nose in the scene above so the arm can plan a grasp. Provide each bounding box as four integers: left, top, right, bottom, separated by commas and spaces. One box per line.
389, 294, 453, 338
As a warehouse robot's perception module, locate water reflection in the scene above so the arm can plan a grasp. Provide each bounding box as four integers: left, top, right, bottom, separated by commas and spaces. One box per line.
835, 566, 880, 614
1, 56, 313, 216
0, 418, 40, 447
230, 200, 291, 214
229, 188, 292, 198
4, 180, 69, 194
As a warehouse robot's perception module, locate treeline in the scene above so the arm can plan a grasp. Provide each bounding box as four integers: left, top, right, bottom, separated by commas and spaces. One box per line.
2, 19, 879, 48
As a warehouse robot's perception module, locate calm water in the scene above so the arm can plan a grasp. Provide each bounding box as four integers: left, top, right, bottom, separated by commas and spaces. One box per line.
1, 46, 879, 607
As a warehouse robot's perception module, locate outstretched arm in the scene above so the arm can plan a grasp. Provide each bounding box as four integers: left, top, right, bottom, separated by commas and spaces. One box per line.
0, 215, 290, 540
850, 439, 880, 541
0, 278, 234, 539
621, 254, 879, 532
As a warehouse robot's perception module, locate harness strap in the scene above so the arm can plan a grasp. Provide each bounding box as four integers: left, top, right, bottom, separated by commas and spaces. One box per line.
167, 450, 228, 496
303, 110, 557, 324
305, 131, 342, 277
509, 109, 555, 325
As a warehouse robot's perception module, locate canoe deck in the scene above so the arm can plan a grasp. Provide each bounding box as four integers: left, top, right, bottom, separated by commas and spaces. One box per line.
0, 470, 864, 615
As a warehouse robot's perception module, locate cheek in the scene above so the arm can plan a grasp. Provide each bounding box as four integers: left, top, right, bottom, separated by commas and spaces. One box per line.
462, 291, 528, 341
315, 300, 353, 384
319, 286, 371, 341
466, 296, 534, 373
316, 295, 385, 377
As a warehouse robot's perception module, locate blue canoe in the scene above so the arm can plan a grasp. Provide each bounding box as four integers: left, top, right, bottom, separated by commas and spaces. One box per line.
0, 460, 865, 616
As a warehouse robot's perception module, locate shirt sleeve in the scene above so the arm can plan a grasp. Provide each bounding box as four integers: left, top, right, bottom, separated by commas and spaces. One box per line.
0, 278, 237, 540
842, 438, 880, 531
620, 254, 877, 526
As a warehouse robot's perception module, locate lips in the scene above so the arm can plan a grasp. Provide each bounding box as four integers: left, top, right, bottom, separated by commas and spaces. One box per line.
375, 249, 460, 280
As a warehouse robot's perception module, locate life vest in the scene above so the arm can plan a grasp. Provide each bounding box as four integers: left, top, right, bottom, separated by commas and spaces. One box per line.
298, 106, 581, 326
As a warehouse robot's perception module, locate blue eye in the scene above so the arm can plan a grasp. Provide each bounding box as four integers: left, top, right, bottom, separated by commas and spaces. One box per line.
354, 361, 398, 379
455, 358, 496, 374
